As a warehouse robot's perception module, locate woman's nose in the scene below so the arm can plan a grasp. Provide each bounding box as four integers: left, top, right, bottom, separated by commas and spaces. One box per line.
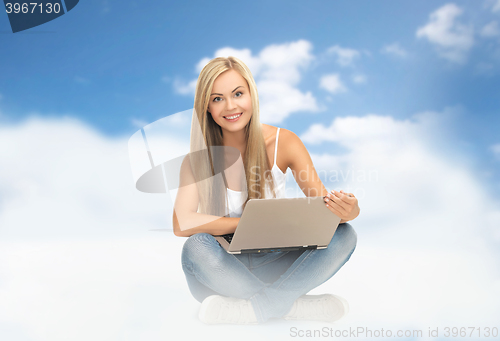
225, 98, 236, 110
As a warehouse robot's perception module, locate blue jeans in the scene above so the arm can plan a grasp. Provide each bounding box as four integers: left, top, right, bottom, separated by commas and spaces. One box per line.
181, 223, 357, 323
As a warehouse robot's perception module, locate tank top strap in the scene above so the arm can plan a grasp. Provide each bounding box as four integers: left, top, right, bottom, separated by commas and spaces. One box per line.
274, 128, 280, 167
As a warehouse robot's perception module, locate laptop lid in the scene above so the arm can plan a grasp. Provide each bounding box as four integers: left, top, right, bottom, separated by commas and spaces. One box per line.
216, 196, 341, 254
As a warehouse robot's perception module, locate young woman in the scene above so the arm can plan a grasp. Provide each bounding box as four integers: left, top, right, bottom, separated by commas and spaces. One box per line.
172, 56, 360, 324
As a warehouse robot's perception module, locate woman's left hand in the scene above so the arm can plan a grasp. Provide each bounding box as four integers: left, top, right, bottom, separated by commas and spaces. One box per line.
324, 189, 360, 223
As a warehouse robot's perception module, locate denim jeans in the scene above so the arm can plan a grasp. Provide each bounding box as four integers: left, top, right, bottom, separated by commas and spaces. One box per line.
181, 223, 357, 323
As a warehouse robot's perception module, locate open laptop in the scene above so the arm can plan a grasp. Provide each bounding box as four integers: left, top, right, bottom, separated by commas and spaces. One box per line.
214, 196, 341, 254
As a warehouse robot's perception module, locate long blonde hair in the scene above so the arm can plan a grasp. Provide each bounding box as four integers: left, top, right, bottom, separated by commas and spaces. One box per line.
190, 56, 276, 217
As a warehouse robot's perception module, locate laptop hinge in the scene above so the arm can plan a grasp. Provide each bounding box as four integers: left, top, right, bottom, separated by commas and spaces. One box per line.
240, 245, 319, 254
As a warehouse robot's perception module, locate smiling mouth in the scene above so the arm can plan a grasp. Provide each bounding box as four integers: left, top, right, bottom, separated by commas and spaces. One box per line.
223, 113, 243, 120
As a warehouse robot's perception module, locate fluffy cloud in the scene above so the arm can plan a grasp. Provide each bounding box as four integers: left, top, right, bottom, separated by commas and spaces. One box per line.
300, 109, 500, 327
0, 236, 277, 341
0, 117, 172, 240
416, 3, 474, 63
319, 73, 347, 94
301, 109, 500, 246
172, 78, 197, 95
381, 42, 408, 57
180, 40, 320, 123
325, 45, 361, 67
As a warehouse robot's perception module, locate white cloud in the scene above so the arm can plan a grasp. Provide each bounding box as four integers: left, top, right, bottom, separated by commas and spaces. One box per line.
319, 73, 347, 94
481, 21, 500, 37
352, 74, 367, 84
0, 237, 275, 341
381, 42, 408, 57
325, 45, 361, 67
0, 237, 181, 340
195, 47, 258, 75
173, 78, 197, 95
184, 40, 320, 123
0, 117, 175, 240
258, 41, 315, 84
300, 109, 500, 246
299, 109, 500, 327
257, 80, 318, 123
416, 3, 474, 63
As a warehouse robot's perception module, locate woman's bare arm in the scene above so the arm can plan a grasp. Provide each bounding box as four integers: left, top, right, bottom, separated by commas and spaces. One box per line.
281, 129, 360, 223
281, 129, 329, 198
172, 155, 240, 237
172, 211, 239, 237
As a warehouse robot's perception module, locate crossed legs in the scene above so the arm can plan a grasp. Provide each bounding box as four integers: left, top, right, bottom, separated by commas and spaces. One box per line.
181, 223, 357, 323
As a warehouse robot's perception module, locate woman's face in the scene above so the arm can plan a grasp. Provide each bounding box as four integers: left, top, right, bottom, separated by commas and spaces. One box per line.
208, 69, 253, 134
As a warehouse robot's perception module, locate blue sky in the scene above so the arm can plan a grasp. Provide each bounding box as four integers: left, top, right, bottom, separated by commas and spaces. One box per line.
1, 1, 500, 340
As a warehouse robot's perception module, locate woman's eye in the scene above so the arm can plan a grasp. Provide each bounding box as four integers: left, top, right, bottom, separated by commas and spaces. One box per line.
212, 92, 242, 102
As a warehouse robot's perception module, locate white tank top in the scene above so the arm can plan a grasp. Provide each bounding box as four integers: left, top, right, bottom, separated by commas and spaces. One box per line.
226, 127, 287, 218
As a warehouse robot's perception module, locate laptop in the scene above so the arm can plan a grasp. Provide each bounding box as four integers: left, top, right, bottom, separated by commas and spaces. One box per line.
214, 196, 341, 254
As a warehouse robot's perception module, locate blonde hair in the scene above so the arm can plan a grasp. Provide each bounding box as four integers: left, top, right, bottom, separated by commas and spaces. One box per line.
190, 56, 276, 216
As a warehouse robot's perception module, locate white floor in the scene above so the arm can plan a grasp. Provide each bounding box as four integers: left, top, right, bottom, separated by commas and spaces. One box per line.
1, 230, 499, 341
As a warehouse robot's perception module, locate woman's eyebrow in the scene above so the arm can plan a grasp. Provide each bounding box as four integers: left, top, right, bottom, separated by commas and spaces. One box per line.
210, 86, 244, 96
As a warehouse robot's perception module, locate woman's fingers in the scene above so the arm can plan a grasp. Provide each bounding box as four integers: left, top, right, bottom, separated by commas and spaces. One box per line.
324, 193, 348, 213
324, 199, 344, 218
328, 191, 349, 211
336, 190, 355, 205
324, 189, 359, 220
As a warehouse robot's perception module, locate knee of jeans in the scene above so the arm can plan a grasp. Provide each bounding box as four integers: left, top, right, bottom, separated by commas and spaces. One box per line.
341, 223, 357, 258
181, 233, 223, 268
335, 223, 357, 256
182, 233, 216, 258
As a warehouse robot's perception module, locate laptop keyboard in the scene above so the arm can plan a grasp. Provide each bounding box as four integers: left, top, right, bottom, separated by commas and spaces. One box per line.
217, 233, 321, 253
220, 233, 234, 243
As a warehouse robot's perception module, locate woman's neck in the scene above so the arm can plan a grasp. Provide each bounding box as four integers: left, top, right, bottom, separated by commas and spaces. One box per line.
222, 129, 247, 158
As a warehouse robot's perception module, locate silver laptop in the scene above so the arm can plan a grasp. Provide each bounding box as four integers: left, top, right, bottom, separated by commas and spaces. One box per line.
215, 196, 341, 254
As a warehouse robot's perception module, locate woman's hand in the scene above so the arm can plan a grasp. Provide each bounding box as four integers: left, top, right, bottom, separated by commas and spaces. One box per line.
323, 189, 360, 223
